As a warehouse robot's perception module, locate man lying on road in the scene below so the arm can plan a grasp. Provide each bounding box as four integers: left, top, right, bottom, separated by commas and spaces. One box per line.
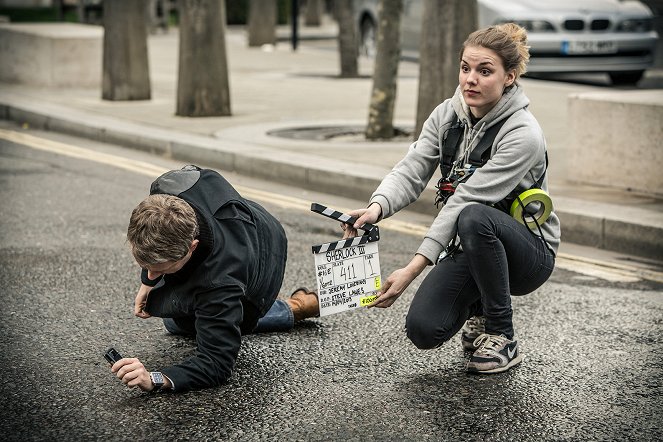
109, 165, 319, 392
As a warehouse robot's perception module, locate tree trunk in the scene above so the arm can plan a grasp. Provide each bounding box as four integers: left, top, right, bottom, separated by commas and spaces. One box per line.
457, 3, 478, 46
102, 0, 151, 101
248, 0, 277, 47
335, 0, 358, 78
414, 0, 477, 138
176, 0, 231, 117
305, 0, 323, 26
76, 0, 85, 23
365, 0, 402, 140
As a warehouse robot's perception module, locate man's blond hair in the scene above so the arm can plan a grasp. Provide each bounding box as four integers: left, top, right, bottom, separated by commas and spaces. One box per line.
127, 194, 199, 267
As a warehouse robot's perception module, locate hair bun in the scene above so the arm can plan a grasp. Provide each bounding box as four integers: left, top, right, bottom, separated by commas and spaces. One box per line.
497, 23, 531, 77
497, 22, 528, 46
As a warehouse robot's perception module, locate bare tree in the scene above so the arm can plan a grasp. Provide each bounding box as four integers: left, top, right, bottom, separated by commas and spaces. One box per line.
335, 0, 358, 78
176, 0, 231, 117
414, 0, 477, 138
365, 0, 403, 140
247, 0, 277, 47
102, 0, 151, 101
305, 0, 323, 26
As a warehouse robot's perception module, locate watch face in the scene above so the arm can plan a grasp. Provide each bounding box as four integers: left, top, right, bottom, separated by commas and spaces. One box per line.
150, 372, 164, 385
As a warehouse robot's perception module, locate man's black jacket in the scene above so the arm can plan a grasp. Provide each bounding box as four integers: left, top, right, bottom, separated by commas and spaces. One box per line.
141, 166, 287, 391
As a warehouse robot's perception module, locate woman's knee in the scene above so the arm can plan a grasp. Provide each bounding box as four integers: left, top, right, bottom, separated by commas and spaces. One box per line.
457, 204, 489, 235
405, 314, 451, 350
457, 204, 497, 250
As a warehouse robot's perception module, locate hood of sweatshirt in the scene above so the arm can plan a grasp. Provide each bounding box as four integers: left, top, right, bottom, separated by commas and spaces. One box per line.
446, 83, 532, 168
450, 82, 530, 131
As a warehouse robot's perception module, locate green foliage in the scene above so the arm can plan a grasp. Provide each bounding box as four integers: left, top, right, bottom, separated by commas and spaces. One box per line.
225, 0, 248, 24
226, 0, 291, 25
277, 0, 291, 25
0, 7, 78, 23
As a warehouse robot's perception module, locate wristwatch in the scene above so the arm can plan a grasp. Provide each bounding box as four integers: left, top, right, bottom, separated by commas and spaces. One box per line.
149, 371, 165, 391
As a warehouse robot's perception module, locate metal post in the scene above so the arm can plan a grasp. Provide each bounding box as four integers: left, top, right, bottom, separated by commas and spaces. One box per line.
291, 0, 299, 51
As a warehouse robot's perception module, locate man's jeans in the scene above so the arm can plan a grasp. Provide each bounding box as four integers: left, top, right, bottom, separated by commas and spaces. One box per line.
406, 204, 555, 349
163, 299, 294, 336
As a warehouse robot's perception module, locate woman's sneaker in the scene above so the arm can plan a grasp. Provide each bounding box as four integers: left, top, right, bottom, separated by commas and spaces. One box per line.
460, 316, 486, 351
466, 333, 522, 374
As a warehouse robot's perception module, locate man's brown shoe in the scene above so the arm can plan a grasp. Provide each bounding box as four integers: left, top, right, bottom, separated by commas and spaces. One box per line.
287, 287, 320, 322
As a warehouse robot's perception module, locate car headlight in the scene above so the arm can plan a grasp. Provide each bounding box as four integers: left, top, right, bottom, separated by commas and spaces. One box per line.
496, 20, 555, 32
616, 18, 653, 32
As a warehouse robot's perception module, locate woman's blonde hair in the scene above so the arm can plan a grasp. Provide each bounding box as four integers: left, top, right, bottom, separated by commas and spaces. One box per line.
127, 194, 199, 267
461, 23, 531, 79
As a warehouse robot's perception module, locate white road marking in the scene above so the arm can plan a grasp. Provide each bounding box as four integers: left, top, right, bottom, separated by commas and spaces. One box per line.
553, 259, 640, 283
2, 128, 661, 284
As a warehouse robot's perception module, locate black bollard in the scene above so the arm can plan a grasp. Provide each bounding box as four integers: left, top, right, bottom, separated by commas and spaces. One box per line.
291, 0, 299, 51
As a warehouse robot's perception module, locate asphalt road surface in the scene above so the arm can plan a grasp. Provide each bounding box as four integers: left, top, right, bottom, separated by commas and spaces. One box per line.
1, 123, 661, 441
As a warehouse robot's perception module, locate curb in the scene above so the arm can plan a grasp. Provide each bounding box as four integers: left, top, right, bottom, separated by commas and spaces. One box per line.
1, 97, 661, 261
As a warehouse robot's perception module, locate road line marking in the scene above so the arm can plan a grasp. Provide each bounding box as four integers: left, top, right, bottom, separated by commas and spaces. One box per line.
556, 252, 663, 284
3, 128, 662, 284
0, 128, 430, 237
0, 129, 168, 178
553, 259, 641, 283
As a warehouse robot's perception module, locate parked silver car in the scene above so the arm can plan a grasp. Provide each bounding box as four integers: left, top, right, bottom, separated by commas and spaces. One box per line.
354, 0, 659, 84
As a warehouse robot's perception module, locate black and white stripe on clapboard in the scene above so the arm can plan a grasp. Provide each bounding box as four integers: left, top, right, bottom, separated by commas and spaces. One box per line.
311, 204, 354, 224
310, 203, 380, 254
312, 236, 372, 254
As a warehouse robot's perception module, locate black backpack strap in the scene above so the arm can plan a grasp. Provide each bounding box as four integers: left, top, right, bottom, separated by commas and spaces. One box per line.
534, 151, 549, 188
440, 114, 463, 178
468, 117, 509, 167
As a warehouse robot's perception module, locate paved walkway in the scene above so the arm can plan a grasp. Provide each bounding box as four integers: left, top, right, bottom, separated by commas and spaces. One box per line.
0, 23, 661, 261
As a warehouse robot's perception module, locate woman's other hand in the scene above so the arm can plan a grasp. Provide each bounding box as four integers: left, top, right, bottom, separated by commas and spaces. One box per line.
368, 254, 431, 308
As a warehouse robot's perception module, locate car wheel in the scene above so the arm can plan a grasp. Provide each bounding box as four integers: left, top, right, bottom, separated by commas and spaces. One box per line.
609, 71, 644, 85
360, 17, 377, 58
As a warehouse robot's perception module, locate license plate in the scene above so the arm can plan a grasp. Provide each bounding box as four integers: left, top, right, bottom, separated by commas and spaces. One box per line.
561, 40, 617, 55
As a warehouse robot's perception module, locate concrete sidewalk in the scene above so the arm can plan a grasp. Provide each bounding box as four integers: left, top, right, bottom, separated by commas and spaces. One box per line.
0, 24, 661, 261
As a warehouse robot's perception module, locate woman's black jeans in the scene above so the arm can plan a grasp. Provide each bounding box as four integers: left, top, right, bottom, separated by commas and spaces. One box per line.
406, 204, 555, 349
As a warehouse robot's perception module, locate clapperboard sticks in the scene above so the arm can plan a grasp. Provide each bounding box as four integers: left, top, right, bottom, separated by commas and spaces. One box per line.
310, 203, 382, 317
310, 203, 380, 253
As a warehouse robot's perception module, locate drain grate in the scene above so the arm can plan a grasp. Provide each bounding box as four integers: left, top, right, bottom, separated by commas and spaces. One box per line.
267, 125, 412, 141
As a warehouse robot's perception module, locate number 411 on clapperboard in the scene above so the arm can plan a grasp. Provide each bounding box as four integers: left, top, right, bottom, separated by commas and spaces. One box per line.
310, 203, 381, 317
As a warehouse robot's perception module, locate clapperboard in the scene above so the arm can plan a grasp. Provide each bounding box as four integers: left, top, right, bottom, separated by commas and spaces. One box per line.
310, 203, 382, 317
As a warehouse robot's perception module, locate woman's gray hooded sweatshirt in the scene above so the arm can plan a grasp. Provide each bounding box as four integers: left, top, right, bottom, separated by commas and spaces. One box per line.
369, 83, 561, 264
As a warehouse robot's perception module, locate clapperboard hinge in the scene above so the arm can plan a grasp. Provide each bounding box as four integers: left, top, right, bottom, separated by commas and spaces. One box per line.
310, 203, 380, 254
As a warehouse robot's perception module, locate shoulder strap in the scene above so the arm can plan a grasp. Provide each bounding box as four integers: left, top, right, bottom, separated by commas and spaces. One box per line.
533, 151, 549, 188
467, 117, 509, 166
440, 114, 463, 178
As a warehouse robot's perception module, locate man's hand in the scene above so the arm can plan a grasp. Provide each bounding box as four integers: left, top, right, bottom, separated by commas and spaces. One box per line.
134, 284, 153, 319
111, 358, 171, 392
111, 358, 153, 391
341, 203, 382, 239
